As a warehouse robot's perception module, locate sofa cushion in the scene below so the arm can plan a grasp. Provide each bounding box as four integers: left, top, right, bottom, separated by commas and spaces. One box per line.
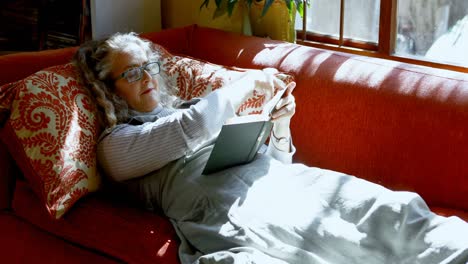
0, 212, 118, 264
12, 180, 180, 264
0, 63, 101, 219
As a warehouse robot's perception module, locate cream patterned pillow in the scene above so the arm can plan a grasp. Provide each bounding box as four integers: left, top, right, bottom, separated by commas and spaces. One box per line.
0, 63, 101, 219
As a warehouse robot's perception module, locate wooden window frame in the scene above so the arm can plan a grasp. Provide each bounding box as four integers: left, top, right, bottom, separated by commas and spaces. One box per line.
296, 0, 468, 73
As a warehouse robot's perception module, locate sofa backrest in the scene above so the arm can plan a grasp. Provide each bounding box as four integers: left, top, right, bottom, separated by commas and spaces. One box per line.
0, 48, 78, 86
183, 25, 468, 212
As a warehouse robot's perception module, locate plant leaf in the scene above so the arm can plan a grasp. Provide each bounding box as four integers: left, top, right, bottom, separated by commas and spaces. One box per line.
262, 0, 275, 17
200, 0, 209, 10
296, 0, 304, 18
227, 0, 239, 16
213, 7, 227, 19
201, 0, 311, 18
212, 0, 229, 19
295, 0, 309, 19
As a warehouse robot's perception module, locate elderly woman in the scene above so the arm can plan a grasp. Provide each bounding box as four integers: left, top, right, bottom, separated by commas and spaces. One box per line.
73, 33, 468, 264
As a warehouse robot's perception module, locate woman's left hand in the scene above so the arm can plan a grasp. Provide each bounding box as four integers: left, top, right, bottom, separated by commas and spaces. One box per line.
269, 80, 296, 152
270, 81, 296, 124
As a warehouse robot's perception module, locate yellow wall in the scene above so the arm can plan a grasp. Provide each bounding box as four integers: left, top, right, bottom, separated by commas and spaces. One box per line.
161, 0, 245, 33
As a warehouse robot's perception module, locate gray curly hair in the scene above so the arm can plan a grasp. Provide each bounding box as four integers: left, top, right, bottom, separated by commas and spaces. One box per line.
72, 32, 176, 128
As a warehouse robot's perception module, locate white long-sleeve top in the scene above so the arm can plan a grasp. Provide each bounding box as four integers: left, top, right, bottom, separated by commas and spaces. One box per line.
97, 88, 294, 182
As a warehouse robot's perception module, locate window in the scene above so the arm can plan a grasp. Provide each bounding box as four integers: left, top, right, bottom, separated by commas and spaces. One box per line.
395, 0, 468, 68
295, 0, 468, 72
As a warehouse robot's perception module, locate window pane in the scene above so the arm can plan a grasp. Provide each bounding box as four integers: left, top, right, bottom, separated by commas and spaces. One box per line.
295, 0, 380, 44
343, 0, 380, 43
395, 0, 468, 67
295, 0, 340, 38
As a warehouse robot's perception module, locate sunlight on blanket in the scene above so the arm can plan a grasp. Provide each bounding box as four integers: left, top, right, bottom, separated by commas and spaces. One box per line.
219, 162, 366, 246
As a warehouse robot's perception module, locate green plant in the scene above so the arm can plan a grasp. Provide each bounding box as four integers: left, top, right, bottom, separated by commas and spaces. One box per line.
200, 0, 307, 19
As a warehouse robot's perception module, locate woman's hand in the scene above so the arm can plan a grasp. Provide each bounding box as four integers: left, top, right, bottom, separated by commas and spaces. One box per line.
222, 68, 296, 124
270, 81, 296, 123
269, 81, 296, 152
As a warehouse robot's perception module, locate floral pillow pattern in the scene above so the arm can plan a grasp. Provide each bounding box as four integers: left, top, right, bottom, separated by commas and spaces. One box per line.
152, 43, 295, 115
0, 63, 101, 219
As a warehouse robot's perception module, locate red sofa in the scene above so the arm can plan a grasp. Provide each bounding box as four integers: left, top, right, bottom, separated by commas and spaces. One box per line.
1, 24, 467, 263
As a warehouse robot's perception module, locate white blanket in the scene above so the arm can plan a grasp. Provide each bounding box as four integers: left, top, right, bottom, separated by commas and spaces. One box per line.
139, 149, 468, 264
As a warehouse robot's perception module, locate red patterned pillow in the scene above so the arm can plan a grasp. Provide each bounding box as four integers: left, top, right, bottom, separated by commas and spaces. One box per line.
0, 63, 101, 219
152, 44, 295, 115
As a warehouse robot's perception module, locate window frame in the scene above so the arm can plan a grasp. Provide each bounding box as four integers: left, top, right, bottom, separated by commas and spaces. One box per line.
295, 0, 468, 73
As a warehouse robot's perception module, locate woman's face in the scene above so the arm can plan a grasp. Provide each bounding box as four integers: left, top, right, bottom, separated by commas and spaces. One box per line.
111, 43, 160, 112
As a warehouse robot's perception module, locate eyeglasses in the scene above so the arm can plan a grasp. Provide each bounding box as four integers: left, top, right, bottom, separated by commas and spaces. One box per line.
116, 62, 160, 83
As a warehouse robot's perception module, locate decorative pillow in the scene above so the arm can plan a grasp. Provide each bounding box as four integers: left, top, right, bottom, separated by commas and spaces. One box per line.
0, 63, 101, 219
152, 43, 296, 115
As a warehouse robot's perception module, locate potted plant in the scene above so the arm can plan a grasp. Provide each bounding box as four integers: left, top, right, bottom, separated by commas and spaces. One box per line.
200, 0, 307, 42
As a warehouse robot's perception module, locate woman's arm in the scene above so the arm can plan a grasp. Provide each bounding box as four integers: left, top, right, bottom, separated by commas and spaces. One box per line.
265, 81, 297, 164
98, 70, 278, 181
